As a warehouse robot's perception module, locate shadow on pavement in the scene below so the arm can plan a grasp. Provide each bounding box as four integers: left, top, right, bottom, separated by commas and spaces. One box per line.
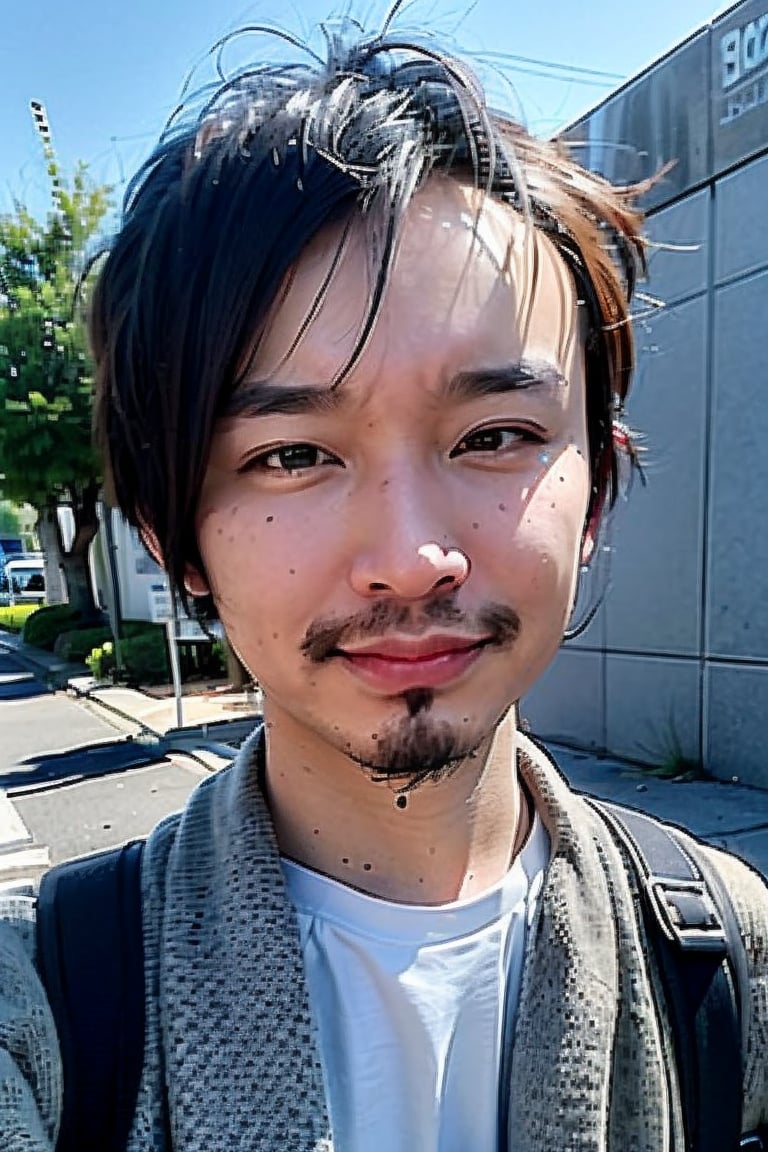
0, 650, 51, 701
0, 678, 49, 701
0, 739, 169, 796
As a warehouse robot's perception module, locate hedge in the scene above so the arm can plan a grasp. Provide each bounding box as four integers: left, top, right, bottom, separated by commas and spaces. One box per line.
54, 626, 113, 663
23, 605, 82, 650
119, 630, 170, 685
0, 604, 39, 633
22, 607, 160, 661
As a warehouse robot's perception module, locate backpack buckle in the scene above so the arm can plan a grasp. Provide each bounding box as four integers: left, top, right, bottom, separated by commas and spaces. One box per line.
648, 876, 728, 954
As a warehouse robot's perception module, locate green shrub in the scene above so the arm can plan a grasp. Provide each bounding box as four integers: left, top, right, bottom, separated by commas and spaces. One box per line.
120, 630, 170, 685
0, 604, 39, 633
210, 639, 227, 677
54, 626, 113, 662
23, 605, 81, 650
122, 620, 159, 640
85, 641, 116, 681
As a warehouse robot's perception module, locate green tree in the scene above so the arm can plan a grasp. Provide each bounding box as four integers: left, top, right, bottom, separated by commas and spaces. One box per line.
0, 500, 22, 538
0, 161, 112, 616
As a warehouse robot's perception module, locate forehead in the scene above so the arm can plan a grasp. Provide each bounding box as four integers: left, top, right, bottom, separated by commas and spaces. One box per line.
251, 178, 580, 389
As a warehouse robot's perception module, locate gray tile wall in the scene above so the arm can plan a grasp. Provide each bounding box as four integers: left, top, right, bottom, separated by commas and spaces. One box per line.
521, 648, 605, 754
524, 151, 768, 789
714, 153, 768, 284
644, 189, 710, 304
707, 269, 768, 663
605, 298, 708, 657
605, 654, 701, 767
705, 663, 768, 784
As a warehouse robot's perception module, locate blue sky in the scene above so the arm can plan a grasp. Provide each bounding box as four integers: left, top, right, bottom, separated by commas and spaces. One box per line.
1, 0, 733, 221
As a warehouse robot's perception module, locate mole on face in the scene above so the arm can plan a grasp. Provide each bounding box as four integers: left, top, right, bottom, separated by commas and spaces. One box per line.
402, 687, 434, 717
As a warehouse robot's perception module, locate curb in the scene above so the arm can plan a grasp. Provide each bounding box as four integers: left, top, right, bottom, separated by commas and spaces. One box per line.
0, 792, 51, 885
0, 634, 88, 690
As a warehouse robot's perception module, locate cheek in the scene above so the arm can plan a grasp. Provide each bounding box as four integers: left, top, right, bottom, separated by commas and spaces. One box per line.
196, 499, 335, 620
489, 450, 589, 592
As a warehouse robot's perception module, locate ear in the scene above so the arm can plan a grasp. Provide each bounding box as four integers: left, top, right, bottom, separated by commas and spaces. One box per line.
183, 564, 211, 598
580, 495, 605, 567
138, 522, 211, 597
580, 525, 596, 567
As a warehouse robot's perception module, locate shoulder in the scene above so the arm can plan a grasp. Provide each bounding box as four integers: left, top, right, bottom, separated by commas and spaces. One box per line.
0, 895, 62, 1146
0, 888, 38, 963
681, 834, 768, 1131
141, 722, 265, 901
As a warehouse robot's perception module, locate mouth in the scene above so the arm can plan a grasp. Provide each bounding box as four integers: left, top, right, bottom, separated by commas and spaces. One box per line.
335, 634, 492, 693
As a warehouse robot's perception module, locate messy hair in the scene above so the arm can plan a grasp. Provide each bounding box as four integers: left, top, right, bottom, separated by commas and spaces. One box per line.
91, 17, 647, 601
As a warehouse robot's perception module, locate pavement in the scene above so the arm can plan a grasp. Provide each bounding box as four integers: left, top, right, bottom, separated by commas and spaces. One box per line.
0, 632, 253, 882
2, 628, 768, 884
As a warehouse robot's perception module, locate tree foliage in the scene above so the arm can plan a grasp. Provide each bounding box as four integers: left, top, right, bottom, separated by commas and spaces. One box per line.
0, 500, 22, 537
0, 159, 112, 612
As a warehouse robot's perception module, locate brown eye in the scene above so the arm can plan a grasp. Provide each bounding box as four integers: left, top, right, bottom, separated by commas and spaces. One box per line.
451, 426, 540, 457
241, 442, 341, 474
268, 444, 324, 470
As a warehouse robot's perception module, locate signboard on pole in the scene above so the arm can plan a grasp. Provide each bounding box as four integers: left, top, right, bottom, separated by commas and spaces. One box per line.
147, 582, 174, 624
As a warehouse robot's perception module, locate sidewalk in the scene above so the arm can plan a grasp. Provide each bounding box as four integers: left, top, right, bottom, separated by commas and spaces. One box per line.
79, 676, 768, 877
555, 745, 768, 877
3, 627, 768, 879
76, 682, 260, 737
0, 630, 89, 689
0, 628, 260, 736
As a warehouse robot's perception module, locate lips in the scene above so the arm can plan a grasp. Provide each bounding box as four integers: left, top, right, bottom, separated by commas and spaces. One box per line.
336, 634, 490, 693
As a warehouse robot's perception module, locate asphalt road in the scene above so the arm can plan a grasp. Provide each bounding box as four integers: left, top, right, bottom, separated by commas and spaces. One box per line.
3, 643, 768, 879
0, 647, 209, 868
13, 758, 208, 864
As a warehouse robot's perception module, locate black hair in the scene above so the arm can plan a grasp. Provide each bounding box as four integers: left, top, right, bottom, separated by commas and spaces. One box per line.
91, 18, 647, 603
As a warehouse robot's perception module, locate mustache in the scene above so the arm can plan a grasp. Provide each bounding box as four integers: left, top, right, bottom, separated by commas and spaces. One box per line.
300, 597, 521, 663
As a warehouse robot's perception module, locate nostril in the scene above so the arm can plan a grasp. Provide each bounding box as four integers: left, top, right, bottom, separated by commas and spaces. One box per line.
433, 574, 456, 589
369, 581, 389, 592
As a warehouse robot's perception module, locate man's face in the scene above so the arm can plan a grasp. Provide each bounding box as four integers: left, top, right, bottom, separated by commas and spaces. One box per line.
195, 178, 590, 782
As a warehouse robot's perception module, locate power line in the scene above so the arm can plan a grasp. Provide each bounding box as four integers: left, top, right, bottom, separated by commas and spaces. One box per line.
474, 50, 625, 83
491, 62, 619, 88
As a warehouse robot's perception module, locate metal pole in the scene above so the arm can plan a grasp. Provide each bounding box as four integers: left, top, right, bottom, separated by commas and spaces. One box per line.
166, 613, 183, 729
102, 505, 123, 673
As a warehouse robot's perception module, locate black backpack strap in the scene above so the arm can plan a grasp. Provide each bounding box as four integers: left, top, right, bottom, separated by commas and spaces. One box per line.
588, 799, 747, 1152
36, 840, 146, 1152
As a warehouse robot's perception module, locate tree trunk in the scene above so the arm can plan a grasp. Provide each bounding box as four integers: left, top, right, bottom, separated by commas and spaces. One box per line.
59, 549, 97, 619
46, 483, 101, 619
36, 504, 67, 604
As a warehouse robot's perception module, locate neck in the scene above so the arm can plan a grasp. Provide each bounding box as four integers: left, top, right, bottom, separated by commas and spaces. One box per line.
262, 708, 529, 904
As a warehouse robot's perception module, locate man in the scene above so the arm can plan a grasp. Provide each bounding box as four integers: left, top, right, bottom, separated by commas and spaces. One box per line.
1, 19, 767, 1152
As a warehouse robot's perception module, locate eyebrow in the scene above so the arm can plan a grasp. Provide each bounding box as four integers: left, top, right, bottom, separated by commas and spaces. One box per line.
222, 358, 566, 419
222, 381, 343, 419
445, 360, 568, 402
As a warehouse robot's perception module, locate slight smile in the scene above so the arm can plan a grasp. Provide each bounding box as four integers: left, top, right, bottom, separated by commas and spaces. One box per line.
336, 634, 492, 693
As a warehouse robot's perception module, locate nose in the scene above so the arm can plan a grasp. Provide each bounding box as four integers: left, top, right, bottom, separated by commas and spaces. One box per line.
349, 487, 471, 601
351, 540, 470, 598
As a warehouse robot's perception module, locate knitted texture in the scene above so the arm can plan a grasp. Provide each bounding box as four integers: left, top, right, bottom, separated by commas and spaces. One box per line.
0, 727, 766, 1150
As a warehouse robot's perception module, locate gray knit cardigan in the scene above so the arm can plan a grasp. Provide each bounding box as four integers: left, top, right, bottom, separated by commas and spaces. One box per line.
0, 729, 767, 1151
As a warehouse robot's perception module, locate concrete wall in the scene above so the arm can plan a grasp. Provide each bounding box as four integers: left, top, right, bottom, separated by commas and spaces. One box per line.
523, 140, 768, 787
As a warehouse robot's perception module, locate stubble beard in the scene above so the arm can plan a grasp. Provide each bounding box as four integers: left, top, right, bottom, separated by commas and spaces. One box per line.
302, 596, 521, 790
343, 708, 495, 791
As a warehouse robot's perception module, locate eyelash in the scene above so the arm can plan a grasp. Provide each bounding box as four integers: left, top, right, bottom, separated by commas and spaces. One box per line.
449, 423, 546, 457
240, 443, 340, 474
240, 423, 546, 476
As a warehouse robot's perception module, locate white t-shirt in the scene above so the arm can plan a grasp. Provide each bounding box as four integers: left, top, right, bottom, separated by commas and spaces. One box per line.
282, 813, 549, 1152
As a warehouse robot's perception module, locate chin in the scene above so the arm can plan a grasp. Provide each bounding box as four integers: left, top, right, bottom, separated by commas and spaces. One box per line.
339, 706, 498, 790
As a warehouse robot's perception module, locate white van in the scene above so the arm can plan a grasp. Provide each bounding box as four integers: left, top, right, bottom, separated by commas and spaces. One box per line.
5, 557, 46, 606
